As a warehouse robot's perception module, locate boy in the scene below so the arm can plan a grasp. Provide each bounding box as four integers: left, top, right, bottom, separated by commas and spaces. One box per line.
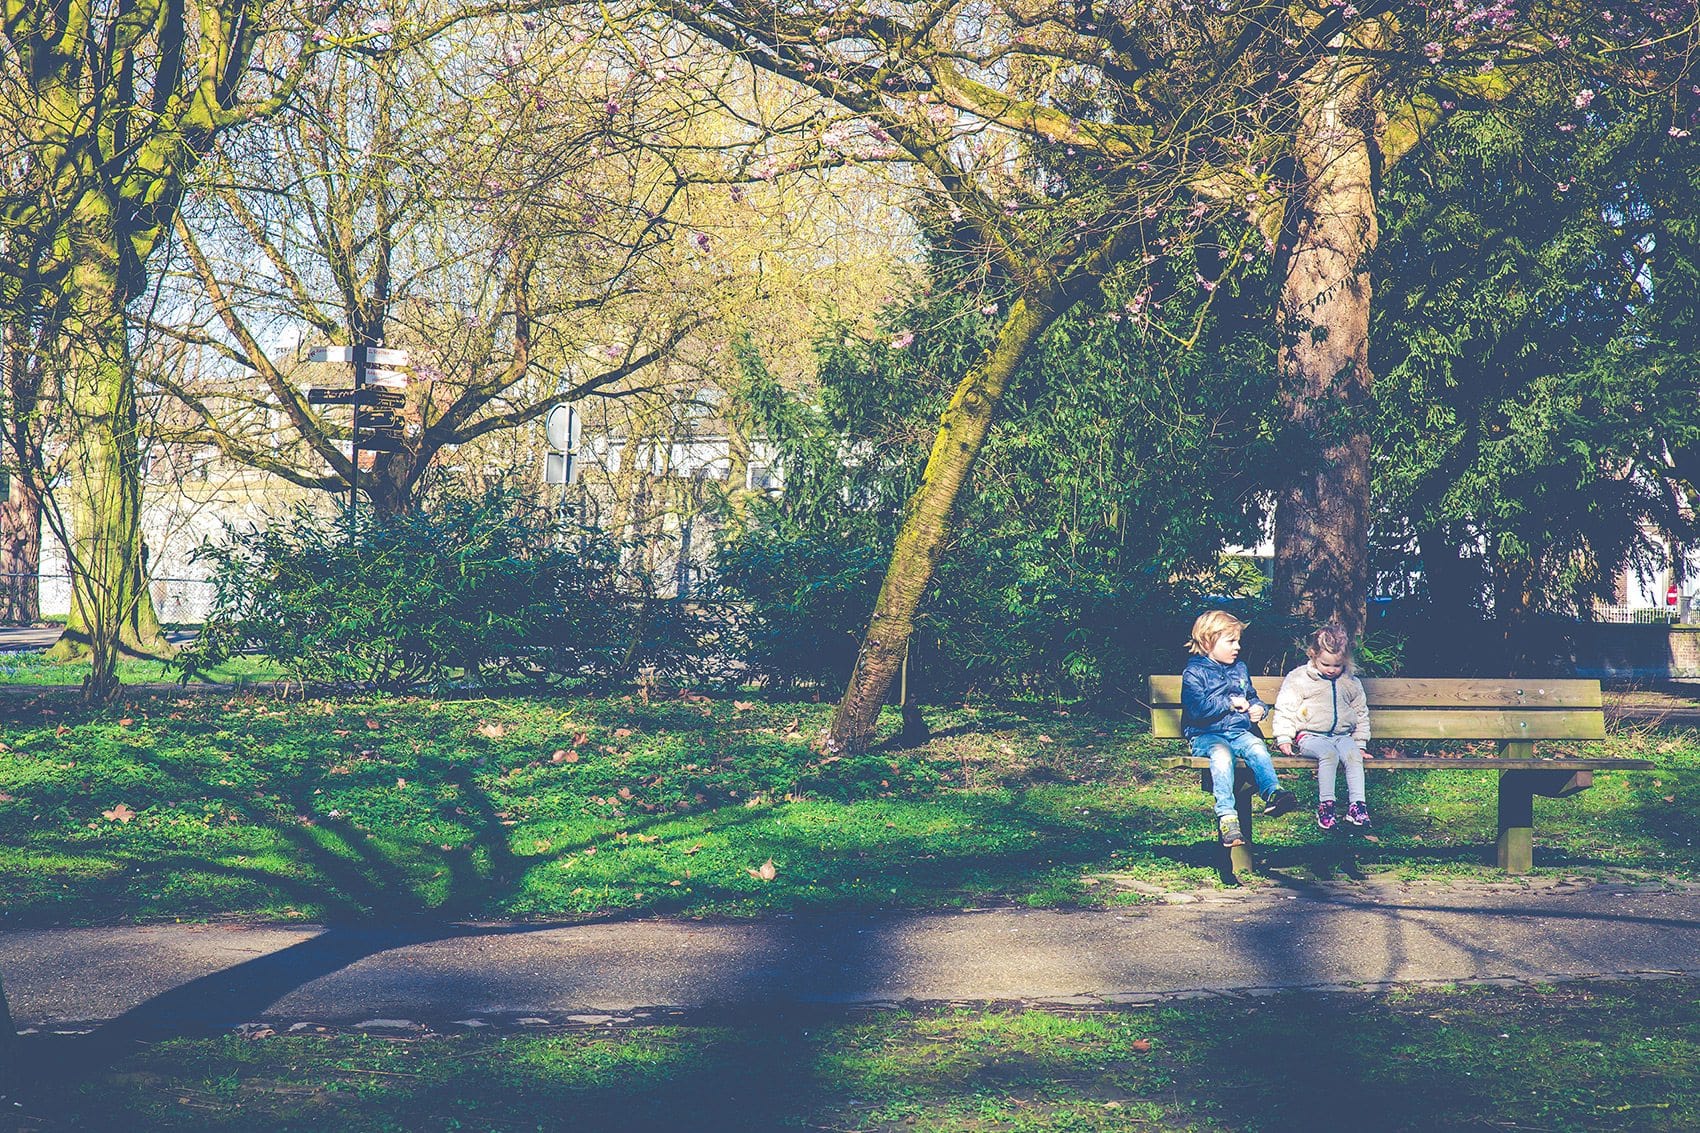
1181, 610, 1298, 847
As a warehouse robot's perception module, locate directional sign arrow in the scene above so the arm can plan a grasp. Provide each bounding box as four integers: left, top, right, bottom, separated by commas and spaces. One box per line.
307, 387, 356, 405
365, 347, 410, 367
306, 346, 356, 364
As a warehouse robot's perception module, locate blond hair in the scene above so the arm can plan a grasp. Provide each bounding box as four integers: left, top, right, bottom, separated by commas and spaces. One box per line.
1188, 610, 1247, 656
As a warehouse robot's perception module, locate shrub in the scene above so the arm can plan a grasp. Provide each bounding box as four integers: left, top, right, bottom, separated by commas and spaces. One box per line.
176, 490, 723, 690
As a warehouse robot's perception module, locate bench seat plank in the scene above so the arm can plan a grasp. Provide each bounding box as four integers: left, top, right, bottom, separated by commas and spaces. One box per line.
1162, 756, 1653, 771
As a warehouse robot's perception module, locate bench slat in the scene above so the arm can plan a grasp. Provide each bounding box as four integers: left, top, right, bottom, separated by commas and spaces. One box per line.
1162, 756, 1653, 771
1147, 676, 1603, 709
1149, 707, 1606, 741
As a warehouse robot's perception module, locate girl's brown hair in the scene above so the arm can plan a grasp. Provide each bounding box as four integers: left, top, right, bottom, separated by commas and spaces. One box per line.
1306, 623, 1351, 661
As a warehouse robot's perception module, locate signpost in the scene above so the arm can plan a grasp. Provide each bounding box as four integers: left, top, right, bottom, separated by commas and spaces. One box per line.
544, 403, 580, 485
305, 344, 411, 525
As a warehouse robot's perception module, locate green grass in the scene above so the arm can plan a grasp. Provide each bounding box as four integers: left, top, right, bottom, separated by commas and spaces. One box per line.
1, 681, 1698, 926
12, 979, 1700, 1130
0, 652, 284, 687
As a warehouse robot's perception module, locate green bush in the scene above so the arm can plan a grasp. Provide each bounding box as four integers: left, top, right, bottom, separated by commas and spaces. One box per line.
176, 490, 724, 690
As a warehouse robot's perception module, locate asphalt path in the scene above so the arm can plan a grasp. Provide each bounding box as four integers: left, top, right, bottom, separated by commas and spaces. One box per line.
0, 627, 196, 653
4, 875, 1698, 1034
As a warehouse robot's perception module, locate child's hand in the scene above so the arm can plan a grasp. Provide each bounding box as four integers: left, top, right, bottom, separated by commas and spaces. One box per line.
1229, 696, 1250, 713
1247, 703, 1267, 723
1279, 741, 1294, 756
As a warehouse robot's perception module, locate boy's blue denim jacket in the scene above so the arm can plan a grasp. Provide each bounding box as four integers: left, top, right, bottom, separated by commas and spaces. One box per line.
1180, 655, 1267, 738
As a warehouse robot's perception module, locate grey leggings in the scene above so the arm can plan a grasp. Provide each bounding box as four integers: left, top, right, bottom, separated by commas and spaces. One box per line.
1298, 733, 1365, 804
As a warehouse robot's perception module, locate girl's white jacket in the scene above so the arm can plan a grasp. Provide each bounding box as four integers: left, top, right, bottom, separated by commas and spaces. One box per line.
1272, 663, 1370, 748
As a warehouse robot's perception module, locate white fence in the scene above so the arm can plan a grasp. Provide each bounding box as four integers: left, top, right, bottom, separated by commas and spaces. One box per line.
1590, 604, 1684, 625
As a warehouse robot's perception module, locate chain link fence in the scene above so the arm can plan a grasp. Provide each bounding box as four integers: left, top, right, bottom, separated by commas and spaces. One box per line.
1, 574, 217, 626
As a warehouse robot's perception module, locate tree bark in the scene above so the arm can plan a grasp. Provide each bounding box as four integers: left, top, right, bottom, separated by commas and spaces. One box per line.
0, 480, 41, 624
43, 243, 171, 691
1272, 40, 1381, 641
828, 295, 1051, 752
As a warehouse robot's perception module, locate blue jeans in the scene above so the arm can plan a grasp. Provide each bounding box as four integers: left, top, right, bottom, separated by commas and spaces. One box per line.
1190, 731, 1281, 817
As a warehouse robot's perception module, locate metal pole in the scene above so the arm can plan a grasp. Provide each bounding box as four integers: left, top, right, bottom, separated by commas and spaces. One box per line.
350, 343, 367, 537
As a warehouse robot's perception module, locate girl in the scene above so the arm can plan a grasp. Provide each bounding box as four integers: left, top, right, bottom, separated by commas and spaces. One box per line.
1272, 624, 1371, 830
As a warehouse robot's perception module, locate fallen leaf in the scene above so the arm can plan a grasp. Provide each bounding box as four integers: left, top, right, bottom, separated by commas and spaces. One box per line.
396, 778, 408, 790
683, 843, 703, 855
1664, 795, 1677, 803
749, 859, 778, 881
118, 718, 134, 727
1036, 734, 1054, 744
102, 803, 136, 823
614, 727, 634, 738
552, 749, 580, 764
0, 792, 12, 802
1131, 1039, 1152, 1053
477, 721, 507, 739
618, 786, 634, 799
1363, 834, 1380, 843
733, 701, 756, 711
784, 717, 799, 735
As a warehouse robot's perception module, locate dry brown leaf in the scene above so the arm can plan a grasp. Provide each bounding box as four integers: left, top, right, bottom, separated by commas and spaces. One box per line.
683, 843, 703, 855
733, 700, 756, 711
102, 803, 136, 823
477, 721, 507, 739
118, 718, 134, 727
614, 727, 634, 738
1131, 1039, 1152, 1053
749, 859, 778, 881
1036, 734, 1054, 744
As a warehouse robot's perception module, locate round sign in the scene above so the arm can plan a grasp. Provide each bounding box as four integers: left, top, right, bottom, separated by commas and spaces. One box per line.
545, 403, 579, 451
1669, 585, 1681, 606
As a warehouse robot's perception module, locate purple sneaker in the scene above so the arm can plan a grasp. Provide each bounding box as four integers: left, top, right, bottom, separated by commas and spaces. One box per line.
1345, 800, 1370, 826
1316, 799, 1337, 831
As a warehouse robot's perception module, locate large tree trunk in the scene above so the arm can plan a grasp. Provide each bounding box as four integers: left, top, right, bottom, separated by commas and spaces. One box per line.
44, 250, 170, 694
1272, 40, 1380, 641
827, 295, 1051, 753
0, 480, 41, 624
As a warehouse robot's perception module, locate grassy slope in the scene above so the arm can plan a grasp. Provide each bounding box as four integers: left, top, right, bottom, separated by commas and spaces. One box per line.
15, 980, 1700, 1131
1, 689, 1696, 926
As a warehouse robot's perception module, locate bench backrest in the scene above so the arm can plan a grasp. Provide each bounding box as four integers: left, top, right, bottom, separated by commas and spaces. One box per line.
1147, 676, 1605, 742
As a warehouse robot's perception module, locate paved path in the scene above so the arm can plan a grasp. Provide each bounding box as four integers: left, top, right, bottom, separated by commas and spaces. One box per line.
5, 875, 1699, 1034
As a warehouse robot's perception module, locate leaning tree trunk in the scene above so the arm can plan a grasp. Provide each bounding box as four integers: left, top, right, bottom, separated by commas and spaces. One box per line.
1272, 41, 1380, 642
44, 253, 171, 695
827, 295, 1052, 753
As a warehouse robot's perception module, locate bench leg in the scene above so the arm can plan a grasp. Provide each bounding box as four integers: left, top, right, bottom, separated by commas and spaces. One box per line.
1232, 767, 1256, 876
1199, 767, 1255, 877
1496, 771, 1535, 874
1496, 762, 1594, 874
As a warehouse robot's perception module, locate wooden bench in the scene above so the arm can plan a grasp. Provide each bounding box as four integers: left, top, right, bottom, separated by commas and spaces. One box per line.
1149, 676, 1653, 876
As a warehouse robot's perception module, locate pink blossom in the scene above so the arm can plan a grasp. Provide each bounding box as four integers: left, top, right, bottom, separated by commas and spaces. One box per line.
1423, 41, 1444, 61
692, 232, 710, 251
364, 15, 392, 34
980, 303, 998, 315
312, 27, 329, 42
1574, 89, 1595, 109
605, 99, 620, 115
1672, 127, 1692, 138
890, 330, 914, 349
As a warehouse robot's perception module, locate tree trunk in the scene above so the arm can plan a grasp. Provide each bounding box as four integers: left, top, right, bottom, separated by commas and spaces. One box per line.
1272, 41, 1380, 641
827, 295, 1051, 752
0, 481, 41, 624
43, 253, 170, 693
